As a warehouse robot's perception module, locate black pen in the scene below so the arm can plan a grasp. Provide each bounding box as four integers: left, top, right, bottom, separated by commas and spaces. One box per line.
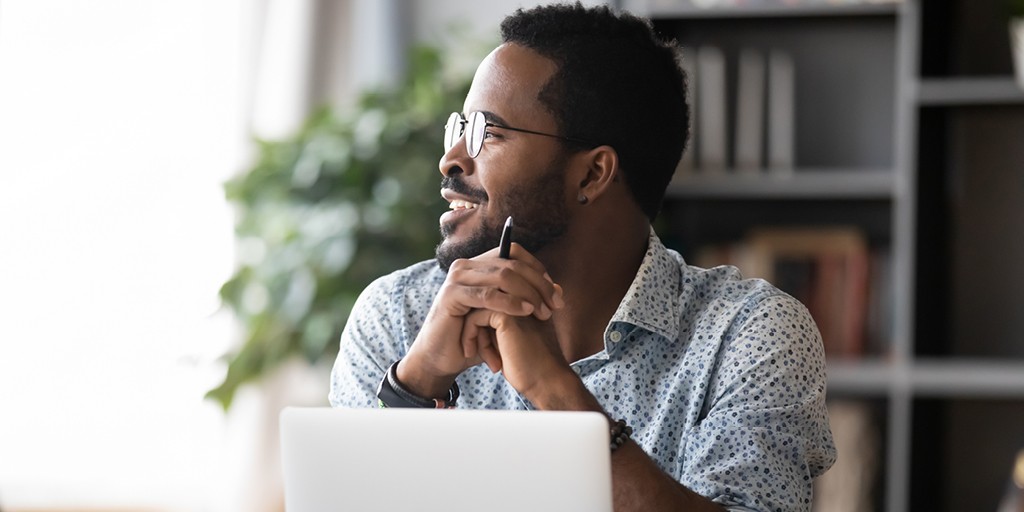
498, 216, 513, 259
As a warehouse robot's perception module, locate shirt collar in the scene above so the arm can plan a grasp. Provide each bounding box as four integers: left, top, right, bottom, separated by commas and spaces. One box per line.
605, 228, 683, 345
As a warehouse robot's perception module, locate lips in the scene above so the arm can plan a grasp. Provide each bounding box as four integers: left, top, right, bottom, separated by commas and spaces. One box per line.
441, 188, 483, 209
440, 176, 487, 202
440, 189, 483, 227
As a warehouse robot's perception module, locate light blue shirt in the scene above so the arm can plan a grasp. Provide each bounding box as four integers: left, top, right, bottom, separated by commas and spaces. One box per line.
330, 230, 836, 511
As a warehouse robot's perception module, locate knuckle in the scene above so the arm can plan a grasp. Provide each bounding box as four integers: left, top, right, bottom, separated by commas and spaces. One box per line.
437, 281, 456, 297
477, 286, 494, 302
448, 258, 469, 274
497, 265, 516, 281
505, 259, 524, 273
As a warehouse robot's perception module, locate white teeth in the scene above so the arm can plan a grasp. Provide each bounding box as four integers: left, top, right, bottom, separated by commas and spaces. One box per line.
449, 199, 479, 210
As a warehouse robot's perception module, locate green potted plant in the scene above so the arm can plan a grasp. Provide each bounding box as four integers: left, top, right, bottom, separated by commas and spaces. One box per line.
207, 45, 472, 410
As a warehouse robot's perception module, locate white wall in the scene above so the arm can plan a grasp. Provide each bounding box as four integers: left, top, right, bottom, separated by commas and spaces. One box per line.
409, 0, 612, 78
411, 0, 611, 45
0, 1, 245, 509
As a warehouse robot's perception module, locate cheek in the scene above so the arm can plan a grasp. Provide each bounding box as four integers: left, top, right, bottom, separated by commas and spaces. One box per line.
513, 161, 570, 207
476, 142, 570, 203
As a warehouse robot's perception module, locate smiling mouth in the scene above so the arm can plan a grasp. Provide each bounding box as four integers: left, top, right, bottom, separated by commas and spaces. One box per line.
439, 196, 482, 230
448, 199, 479, 211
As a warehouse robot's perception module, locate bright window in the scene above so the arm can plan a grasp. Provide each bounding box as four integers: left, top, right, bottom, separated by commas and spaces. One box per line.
0, 1, 245, 509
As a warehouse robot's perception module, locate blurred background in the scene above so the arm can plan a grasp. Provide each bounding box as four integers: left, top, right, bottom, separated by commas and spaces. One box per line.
3, 1, 1024, 512
0, 0, 604, 510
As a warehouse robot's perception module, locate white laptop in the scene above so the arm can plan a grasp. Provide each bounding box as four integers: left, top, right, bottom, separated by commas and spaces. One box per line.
280, 407, 613, 512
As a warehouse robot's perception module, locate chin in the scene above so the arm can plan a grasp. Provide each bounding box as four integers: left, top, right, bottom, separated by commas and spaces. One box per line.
435, 223, 500, 272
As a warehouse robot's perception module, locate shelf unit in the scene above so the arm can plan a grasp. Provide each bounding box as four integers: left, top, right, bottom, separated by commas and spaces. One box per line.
827, 359, 1024, 398
667, 169, 895, 199
917, 77, 1024, 105
644, 1, 900, 19
637, 1, 1024, 511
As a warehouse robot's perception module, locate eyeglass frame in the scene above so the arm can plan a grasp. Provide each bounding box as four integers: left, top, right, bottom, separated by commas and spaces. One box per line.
444, 111, 599, 158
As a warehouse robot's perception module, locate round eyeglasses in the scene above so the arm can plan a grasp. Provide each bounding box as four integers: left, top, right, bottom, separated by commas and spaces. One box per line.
443, 111, 598, 158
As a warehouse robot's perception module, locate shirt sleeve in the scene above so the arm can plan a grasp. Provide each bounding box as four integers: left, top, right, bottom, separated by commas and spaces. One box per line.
328, 273, 407, 408
681, 293, 837, 512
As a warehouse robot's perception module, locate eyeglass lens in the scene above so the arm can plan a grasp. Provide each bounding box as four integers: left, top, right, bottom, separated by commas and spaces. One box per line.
465, 111, 486, 157
444, 112, 462, 153
443, 111, 489, 158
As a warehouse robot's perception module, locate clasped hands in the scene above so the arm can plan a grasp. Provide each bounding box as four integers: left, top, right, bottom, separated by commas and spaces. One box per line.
397, 243, 571, 401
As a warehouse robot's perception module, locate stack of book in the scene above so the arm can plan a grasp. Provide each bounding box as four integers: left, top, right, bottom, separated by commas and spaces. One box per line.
678, 45, 795, 176
693, 226, 892, 359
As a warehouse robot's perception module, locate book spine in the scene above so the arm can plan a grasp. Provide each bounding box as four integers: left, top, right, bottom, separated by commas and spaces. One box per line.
734, 47, 766, 174
697, 45, 727, 173
767, 49, 795, 173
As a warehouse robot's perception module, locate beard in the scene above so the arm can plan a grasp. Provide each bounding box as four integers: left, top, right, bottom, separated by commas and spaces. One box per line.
435, 154, 570, 272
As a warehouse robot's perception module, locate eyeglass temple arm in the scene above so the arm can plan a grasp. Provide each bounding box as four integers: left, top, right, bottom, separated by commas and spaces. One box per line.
486, 122, 597, 147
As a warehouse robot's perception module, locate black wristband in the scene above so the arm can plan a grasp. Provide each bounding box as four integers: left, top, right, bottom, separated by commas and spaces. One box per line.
376, 359, 459, 409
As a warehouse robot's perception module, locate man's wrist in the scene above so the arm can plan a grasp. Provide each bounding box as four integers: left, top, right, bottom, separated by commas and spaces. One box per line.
522, 367, 599, 412
378, 360, 459, 408
395, 355, 458, 399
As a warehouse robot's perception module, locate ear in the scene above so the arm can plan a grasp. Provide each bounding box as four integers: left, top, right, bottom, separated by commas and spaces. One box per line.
571, 145, 619, 204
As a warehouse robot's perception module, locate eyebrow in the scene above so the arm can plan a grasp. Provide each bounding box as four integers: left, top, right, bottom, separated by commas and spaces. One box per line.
478, 110, 511, 127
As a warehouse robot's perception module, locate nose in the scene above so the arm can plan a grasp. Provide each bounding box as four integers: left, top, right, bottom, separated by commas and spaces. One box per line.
438, 134, 474, 178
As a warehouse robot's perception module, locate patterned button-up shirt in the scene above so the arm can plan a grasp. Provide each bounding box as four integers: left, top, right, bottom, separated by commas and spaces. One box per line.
330, 230, 836, 511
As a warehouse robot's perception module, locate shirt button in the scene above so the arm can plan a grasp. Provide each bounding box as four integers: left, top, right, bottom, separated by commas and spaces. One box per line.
609, 331, 622, 343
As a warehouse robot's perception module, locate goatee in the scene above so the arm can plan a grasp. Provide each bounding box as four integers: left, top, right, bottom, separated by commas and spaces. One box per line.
435, 156, 570, 272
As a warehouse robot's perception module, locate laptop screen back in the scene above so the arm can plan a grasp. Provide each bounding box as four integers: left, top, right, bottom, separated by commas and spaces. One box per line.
280, 407, 613, 512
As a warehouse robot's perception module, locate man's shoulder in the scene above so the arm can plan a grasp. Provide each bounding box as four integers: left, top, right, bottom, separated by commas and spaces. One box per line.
386, 258, 446, 284
364, 259, 446, 299
349, 259, 444, 334
679, 259, 787, 305
679, 258, 820, 351
672, 251, 812, 328
649, 237, 782, 308
620, 233, 793, 338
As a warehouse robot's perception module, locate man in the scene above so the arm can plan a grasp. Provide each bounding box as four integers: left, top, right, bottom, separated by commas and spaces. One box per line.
330, 3, 835, 511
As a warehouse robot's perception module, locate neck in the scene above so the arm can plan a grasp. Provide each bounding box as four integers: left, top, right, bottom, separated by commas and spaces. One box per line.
537, 213, 651, 363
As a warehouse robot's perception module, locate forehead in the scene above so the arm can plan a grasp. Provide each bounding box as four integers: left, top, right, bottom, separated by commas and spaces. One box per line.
463, 43, 558, 127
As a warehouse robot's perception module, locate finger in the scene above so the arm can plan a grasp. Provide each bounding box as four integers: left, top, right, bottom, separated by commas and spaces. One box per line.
463, 309, 503, 372
480, 341, 502, 374
476, 243, 546, 273
505, 244, 565, 311
491, 261, 553, 319
445, 260, 550, 319
462, 317, 479, 360
461, 309, 495, 361
465, 247, 562, 315
474, 326, 502, 373
445, 284, 539, 317
551, 283, 564, 309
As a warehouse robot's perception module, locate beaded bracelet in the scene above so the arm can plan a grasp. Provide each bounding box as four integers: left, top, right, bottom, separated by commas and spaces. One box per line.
609, 418, 633, 452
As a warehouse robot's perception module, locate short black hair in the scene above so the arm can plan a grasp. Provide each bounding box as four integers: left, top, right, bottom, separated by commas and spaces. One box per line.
500, 2, 689, 221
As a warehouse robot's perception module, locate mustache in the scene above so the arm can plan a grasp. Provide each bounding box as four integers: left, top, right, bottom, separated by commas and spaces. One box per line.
441, 175, 488, 203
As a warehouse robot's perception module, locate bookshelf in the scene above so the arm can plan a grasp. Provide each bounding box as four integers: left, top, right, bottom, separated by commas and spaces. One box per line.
636, 0, 1024, 511
644, 1, 900, 19
666, 169, 895, 199
917, 77, 1024, 105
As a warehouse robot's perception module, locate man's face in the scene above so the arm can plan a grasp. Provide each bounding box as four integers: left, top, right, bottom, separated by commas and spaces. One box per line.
435, 44, 573, 271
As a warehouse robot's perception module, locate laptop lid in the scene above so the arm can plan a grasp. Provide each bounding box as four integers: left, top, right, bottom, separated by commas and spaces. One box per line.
280, 407, 613, 512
